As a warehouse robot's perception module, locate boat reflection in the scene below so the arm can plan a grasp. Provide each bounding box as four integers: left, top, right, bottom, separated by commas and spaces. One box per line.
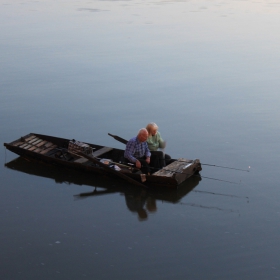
5, 157, 201, 221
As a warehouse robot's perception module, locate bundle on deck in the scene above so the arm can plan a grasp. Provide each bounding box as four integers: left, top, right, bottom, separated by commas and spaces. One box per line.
68, 140, 93, 155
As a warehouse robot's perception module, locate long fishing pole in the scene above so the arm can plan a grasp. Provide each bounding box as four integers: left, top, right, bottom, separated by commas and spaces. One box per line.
174, 160, 250, 172
201, 163, 250, 172
122, 161, 240, 184
108, 133, 250, 173
65, 149, 240, 185
92, 155, 240, 185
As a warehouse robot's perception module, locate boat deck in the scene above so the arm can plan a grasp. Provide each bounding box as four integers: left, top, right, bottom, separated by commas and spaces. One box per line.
5, 133, 202, 188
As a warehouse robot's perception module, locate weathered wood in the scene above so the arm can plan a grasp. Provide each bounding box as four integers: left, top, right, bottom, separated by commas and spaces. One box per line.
19, 143, 29, 148
32, 139, 43, 145
44, 142, 53, 148
92, 146, 113, 157
25, 135, 37, 142
40, 145, 57, 154
23, 145, 32, 150
153, 158, 193, 177
28, 137, 39, 144
36, 140, 47, 147
74, 157, 89, 164
13, 141, 24, 147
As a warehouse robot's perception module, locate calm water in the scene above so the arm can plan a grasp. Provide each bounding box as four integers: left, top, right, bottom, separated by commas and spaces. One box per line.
1, 0, 280, 279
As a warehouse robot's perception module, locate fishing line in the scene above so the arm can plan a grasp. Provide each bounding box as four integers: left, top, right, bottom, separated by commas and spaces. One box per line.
175, 160, 249, 172
201, 163, 250, 172
177, 201, 239, 213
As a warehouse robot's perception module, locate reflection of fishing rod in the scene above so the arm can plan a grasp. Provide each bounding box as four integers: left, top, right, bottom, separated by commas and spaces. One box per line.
108, 133, 250, 173
178, 201, 239, 213
195, 174, 239, 185
193, 190, 249, 200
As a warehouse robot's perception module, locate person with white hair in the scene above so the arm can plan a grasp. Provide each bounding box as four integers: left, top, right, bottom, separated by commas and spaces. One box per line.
124, 128, 151, 174
146, 122, 172, 167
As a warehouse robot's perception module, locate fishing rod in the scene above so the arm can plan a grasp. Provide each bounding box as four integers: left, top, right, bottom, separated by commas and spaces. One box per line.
120, 161, 240, 185
200, 163, 250, 172
173, 160, 250, 172
64, 145, 240, 185
108, 133, 250, 173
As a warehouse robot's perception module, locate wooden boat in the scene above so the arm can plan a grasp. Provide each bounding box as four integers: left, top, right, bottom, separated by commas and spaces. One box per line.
4, 133, 202, 189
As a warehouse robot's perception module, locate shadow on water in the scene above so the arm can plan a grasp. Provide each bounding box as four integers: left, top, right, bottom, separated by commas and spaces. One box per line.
5, 157, 202, 220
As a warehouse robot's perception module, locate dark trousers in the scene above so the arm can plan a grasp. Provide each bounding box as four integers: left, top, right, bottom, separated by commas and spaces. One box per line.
137, 157, 151, 174
150, 151, 172, 169
124, 156, 151, 174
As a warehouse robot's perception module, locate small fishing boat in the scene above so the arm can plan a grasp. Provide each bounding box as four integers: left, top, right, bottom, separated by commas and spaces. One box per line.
4, 133, 202, 188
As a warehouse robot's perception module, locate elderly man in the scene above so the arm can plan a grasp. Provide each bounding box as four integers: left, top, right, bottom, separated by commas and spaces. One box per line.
124, 128, 151, 174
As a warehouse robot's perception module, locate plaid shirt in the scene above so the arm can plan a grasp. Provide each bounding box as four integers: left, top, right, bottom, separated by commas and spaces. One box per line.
124, 136, 151, 163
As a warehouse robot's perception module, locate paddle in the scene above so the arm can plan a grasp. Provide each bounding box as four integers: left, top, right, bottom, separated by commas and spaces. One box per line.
108, 133, 128, 144
72, 151, 148, 189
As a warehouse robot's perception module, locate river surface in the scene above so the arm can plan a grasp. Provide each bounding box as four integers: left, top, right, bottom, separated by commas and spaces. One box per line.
1, 0, 280, 279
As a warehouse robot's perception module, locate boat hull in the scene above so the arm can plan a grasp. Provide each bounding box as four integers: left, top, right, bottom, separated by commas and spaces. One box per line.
4, 133, 202, 188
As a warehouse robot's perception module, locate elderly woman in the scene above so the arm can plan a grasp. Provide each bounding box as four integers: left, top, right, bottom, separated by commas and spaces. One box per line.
146, 123, 172, 168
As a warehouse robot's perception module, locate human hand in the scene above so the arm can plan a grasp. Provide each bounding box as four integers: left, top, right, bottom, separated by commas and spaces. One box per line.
135, 160, 141, 169
146, 157, 150, 164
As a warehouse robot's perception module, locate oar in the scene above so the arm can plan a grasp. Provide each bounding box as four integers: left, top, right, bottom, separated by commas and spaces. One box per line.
72, 151, 148, 189
108, 133, 128, 144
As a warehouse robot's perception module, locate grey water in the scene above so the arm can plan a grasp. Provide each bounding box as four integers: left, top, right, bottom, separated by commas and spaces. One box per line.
1, 0, 280, 279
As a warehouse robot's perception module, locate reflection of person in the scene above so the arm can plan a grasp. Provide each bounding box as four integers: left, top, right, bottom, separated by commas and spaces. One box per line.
124, 128, 151, 174
124, 190, 157, 221
146, 197, 157, 213
146, 123, 172, 167
125, 192, 148, 221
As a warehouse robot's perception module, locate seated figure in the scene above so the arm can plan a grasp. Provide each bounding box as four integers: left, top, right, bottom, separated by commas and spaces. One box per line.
146, 122, 172, 168
124, 128, 151, 174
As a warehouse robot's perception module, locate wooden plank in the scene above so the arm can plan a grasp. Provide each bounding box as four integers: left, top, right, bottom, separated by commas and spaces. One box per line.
153, 158, 193, 177
13, 141, 24, 147
36, 140, 47, 147
28, 137, 40, 144
25, 135, 36, 142
23, 145, 32, 149
32, 139, 43, 145
40, 145, 57, 154
19, 143, 29, 148
74, 157, 89, 164
44, 142, 53, 148
92, 147, 113, 157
